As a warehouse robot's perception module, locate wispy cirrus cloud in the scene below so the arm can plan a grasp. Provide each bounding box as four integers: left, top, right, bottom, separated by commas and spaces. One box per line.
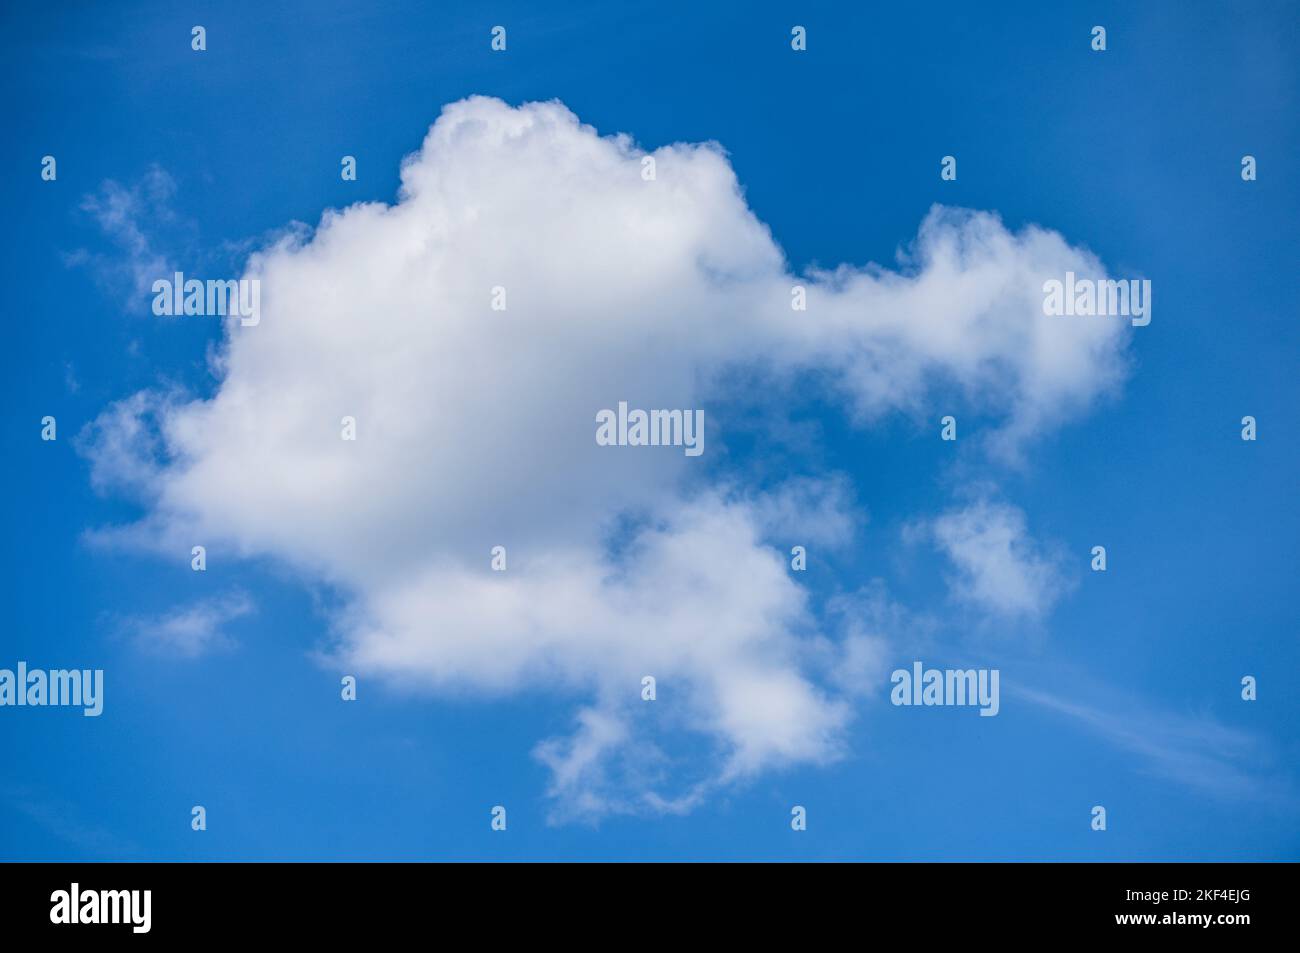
66, 164, 178, 304
121, 591, 254, 658
1011, 683, 1281, 802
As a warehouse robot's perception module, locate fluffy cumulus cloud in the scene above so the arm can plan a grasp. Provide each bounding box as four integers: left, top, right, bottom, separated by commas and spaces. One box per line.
926, 500, 1068, 620
80, 97, 1129, 817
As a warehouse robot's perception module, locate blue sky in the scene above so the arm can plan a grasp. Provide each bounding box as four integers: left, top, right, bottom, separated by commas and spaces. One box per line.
2, 0, 1297, 860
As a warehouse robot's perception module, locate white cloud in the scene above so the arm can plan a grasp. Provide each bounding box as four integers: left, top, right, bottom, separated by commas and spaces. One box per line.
125, 591, 253, 658
79, 97, 1129, 816
1012, 684, 1280, 801
926, 499, 1067, 620
69, 165, 177, 302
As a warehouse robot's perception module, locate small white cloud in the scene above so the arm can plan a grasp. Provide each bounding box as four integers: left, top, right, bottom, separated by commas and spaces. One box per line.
534, 707, 635, 822
820, 584, 911, 696
126, 591, 253, 658
926, 499, 1067, 620
71, 165, 177, 303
